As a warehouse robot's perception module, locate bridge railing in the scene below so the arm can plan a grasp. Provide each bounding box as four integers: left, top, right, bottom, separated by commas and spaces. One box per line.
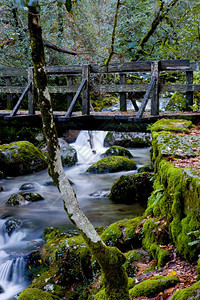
1, 59, 200, 118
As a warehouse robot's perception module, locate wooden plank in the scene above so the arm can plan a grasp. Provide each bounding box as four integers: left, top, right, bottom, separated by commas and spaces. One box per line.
90, 61, 151, 73
160, 59, 190, 71
160, 84, 200, 93
0, 68, 27, 77
91, 83, 148, 93
67, 76, 74, 108
135, 76, 156, 119
48, 86, 78, 93
46, 65, 82, 74
0, 86, 25, 93
119, 74, 126, 111
9, 82, 32, 117
65, 78, 86, 117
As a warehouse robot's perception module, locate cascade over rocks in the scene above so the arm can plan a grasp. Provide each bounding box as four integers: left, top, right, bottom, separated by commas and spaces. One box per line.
0, 141, 47, 177
104, 131, 151, 148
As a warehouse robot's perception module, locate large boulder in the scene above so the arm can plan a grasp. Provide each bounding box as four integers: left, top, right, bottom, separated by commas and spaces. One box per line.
101, 145, 132, 158
0, 141, 47, 177
109, 172, 153, 204
6, 192, 44, 206
86, 156, 137, 174
104, 132, 151, 148
59, 138, 77, 167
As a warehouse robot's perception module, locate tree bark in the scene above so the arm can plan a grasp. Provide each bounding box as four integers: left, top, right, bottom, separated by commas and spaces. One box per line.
27, 5, 130, 300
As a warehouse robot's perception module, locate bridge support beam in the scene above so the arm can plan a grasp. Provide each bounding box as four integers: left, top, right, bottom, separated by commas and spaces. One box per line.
151, 61, 160, 116
119, 73, 126, 111
82, 64, 90, 115
186, 71, 193, 110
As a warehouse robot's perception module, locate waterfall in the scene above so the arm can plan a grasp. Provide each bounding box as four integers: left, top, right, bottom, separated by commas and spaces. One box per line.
71, 130, 107, 164
0, 219, 29, 300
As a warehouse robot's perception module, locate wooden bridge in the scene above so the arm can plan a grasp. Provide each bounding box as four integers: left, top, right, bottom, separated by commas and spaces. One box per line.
0, 59, 200, 132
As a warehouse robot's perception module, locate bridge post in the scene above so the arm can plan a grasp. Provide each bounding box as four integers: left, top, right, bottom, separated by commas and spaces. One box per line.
151, 61, 160, 116
28, 67, 35, 114
119, 73, 126, 111
5, 77, 13, 110
67, 75, 73, 109
82, 64, 90, 115
186, 71, 193, 110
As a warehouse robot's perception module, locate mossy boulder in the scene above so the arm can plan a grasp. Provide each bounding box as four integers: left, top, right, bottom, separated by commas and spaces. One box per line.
104, 131, 151, 147
109, 172, 153, 204
0, 141, 47, 177
150, 119, 193, 134
86, 156, 136, 174
101, 216, 143, 251
123, 249, 150, 277
129, 275, 179, 298
18, 288, 57, 300
6, 192, 44, 206
101, 146, 132, 158
138, 165, 154, 173
171, 281, 200, 299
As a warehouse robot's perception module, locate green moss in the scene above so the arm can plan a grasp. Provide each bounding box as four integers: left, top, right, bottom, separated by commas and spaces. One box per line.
129, 275, 179, 298
171, 281, 200, 299
109, 172, 153, 204
197, 257, 200, 281
0, 141, 47, 176
94, 289, 106, 299
101, 145, 132, 158
101, 217, 143, 251
86, 156, 136, 174
18, 288, 58, 300
150, 119, 193, 134
124, 250, 149, 277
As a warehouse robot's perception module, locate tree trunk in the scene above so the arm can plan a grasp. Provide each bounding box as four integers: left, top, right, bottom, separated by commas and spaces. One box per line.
27, 5, 130, 300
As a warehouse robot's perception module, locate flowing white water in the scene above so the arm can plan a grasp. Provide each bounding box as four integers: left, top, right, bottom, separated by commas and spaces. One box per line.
0, 130, 151, 298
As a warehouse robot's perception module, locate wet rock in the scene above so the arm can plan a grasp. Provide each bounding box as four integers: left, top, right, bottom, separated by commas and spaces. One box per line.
0, 171, 4, 179
6, 192, 44, 206
101, 145, 132, 158
0, 285, 4, 294
0, 186, 3, 192
62, 130, 80, 143
104, 132, 151, 148
0, 141, 47, 177
5, 219, 21, 236
109, 172, 154, 204
59, 138, 78, 167
138, 165, 154, 173
19, 183, 35, 191
86, 156, 137, 174
90, 190, 109, 198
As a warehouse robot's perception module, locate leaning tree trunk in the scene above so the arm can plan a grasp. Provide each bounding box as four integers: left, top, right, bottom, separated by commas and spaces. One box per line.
27, 5, 130, 300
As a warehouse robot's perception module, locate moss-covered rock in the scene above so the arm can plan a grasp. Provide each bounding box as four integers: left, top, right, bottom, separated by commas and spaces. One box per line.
124, 249, 150, 277
150, 119, 193, 134
18, 288, 58, 300
59, 138, 77, 167
171, 281, 200, 299
101, 146, 132, 158
0, 141, 47, 177
129, 275, 179, 298
138, 165, 154, 173
109, 172, 153, 204
6, 192, 44, 206
86, 156, 136, 174
104, 131, 151, 147
101, 217, 143, 251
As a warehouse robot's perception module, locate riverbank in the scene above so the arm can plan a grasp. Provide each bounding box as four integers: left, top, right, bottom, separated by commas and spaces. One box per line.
17, 119, 200, 299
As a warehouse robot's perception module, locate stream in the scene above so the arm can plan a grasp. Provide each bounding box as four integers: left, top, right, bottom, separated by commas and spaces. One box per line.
0, 130, 151, 299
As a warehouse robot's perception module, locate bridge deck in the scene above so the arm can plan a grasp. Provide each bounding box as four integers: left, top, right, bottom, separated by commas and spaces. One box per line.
1, 110, 200, 133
